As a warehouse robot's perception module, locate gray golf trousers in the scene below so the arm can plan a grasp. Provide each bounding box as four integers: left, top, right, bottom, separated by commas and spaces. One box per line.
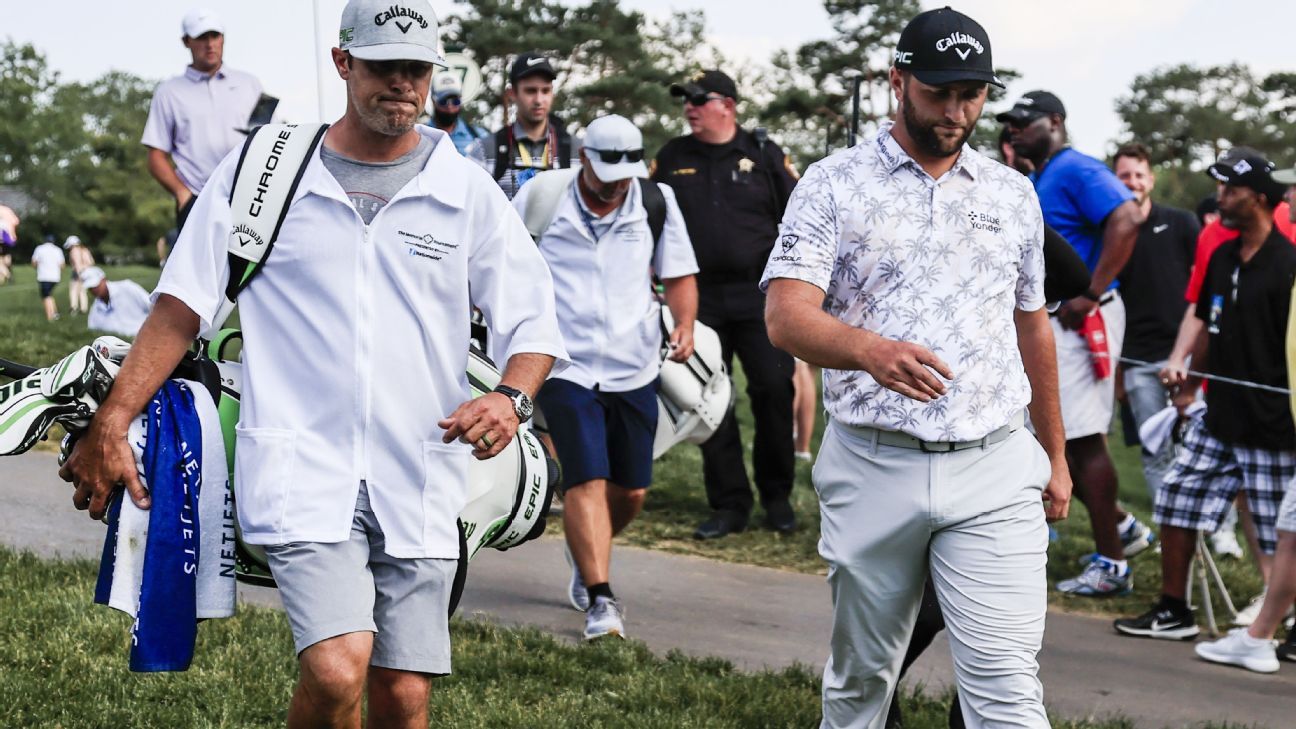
815, 420, 1052, 729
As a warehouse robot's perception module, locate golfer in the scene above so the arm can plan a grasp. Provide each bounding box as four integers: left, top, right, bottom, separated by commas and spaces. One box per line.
59, 0, 567, 725
762, 8, 1069, 727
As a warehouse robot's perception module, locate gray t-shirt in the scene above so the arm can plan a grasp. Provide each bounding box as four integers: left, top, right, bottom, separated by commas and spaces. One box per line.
321, 135, 434, 225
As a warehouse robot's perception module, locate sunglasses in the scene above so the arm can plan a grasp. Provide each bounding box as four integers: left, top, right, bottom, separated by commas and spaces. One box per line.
683, 93, 727, 107
436, 95, 462, 107
588, 148, 645, 164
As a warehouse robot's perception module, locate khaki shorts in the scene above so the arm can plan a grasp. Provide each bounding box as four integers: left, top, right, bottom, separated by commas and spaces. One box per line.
263, 482, 458, 674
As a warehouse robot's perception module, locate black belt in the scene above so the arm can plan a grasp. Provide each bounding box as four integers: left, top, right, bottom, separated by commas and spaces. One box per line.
833, 411, 1025, 452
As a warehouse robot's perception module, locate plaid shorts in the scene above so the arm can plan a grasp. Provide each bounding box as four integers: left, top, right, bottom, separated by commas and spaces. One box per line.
1155, 416, 1296, 553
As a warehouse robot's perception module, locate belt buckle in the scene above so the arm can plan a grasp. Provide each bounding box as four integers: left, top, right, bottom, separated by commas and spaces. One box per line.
919, 440, 955, 453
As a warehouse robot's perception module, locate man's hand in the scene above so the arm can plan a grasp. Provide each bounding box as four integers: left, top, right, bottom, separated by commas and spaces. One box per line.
666, 323, 694, 362
439, 392, 520, 460
1159, 359, 1188, 389
1171, 384, 1198, 416
1043, 463, 1072, 522
175, 188, 194, 212
860, 336, 952, 402
58, 412, 149, 521
1055, 297, 1096, 331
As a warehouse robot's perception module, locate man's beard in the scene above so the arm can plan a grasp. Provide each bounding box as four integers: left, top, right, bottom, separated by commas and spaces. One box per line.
353, 87, 417, 137
432, 108, 458, 128
901, 90, 975, 159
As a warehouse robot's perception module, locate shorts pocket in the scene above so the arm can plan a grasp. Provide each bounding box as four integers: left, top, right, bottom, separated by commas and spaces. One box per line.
234, 427, 297, 534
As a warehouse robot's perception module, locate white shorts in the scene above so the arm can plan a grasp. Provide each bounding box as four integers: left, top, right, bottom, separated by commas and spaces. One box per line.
1278, 476, 1296, 534
1052, 294, 1125, 440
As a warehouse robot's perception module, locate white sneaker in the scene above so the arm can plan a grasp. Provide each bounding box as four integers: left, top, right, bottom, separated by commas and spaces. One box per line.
1210, 529, 1244, 559
563, 544, 589, 612
583, 596, 625, 641
1195, 628, 1280, 673
794, 451, 813, 462
1232, 587, 1296, 627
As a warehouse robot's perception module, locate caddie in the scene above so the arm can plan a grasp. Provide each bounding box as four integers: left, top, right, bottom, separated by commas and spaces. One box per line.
59, 1, 567, 725
762, 8, 1070, 727
513, 114, 698, 640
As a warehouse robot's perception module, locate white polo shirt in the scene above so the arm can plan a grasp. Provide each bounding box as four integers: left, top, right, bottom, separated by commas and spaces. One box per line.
32, 242, 64, 282
141, 66, 263, 195
515, 177, 698, 391
87, 280, 152, 338
761, 122, 1045, 441
154, 126, 568, 559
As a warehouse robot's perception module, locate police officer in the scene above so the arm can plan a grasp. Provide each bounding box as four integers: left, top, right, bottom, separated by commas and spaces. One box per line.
651, 70, 799, 539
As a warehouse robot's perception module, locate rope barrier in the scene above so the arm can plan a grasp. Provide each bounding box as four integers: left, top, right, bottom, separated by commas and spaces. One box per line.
1104, 354, 1292, 396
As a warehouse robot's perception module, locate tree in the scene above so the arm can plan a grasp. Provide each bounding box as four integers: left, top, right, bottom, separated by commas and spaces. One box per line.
1114, 63, 1296, 210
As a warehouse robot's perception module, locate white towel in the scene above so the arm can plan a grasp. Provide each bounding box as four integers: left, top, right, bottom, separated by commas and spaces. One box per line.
1138, 401, 1206, 455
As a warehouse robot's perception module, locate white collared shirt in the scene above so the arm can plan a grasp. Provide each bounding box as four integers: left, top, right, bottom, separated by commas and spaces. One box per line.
155, 127, 568, 558
141, 66, 264, 195
31, 242, 64, 282
761, 122, 1045, 440
515, 176, 698, 391
87, 280, 152, 338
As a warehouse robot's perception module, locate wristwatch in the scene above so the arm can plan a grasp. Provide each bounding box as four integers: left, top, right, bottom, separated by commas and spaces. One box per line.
493, 385, 534, 423
1079, 288, 1102, 302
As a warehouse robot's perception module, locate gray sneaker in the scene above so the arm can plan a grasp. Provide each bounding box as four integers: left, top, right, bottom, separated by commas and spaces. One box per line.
563, 544, 589, 612
1195, 628, 1280, 673
583, 596, 625, 641
1056, 557, 1132, 596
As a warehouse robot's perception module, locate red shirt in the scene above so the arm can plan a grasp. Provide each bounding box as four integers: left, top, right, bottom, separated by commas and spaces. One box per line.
1184, 202, 1295, 303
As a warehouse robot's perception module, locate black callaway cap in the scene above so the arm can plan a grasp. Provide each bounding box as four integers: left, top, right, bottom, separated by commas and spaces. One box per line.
1207, 149, 1286, 205
996, 91, 1067, 124
893, 6, 1003, 88
510, 52, 556, 84
669, 69, 739, 102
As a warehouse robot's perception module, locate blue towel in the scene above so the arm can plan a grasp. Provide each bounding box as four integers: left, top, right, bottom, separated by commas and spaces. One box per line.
95, 381, 204, 672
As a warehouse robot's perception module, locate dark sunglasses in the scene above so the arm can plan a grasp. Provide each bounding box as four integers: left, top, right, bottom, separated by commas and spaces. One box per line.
588, 148, 645, 164
436, 95, 462, 107
683, 93, 726, 107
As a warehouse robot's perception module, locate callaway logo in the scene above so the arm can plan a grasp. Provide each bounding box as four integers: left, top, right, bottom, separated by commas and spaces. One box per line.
1153, 224, 1169, 234
935, 32, 984, 60
230, 223, 265, 250
374, 5, 428, 33
781, 234, 799, 252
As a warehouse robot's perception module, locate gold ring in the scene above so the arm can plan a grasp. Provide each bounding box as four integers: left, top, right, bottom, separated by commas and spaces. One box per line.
478, 434, 493, 449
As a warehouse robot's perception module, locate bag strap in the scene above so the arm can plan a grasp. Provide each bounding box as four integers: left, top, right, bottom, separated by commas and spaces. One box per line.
492, 127, 510, 181
637, 178, 667, 259
520, 167, 580, 241
211, 122, 329, 331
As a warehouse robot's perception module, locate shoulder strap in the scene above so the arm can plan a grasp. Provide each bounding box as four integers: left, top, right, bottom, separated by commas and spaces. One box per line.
492, 127, 510, 180
638, 178, 667, 255
520, 167, 581, 241
211, 122, 328, 331
557, 123, 572, 169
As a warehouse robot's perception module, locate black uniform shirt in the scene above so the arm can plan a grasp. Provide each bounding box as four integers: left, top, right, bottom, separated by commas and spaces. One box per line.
651, 128, 798, 282
1196, 227, 1296, 449
1120, 203, 1200, 362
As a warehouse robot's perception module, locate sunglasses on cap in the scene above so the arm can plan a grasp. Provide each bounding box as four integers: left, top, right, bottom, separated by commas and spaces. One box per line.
683, 93, 727, 107
588, 148, 645, 164
436, 95, 462, 107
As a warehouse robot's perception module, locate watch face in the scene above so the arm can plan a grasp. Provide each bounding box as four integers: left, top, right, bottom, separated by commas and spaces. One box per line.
516, 393, 534, 421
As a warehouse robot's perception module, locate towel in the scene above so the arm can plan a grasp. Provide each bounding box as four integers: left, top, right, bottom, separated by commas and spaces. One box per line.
94, 379, 234, 672
1138, 401, 1206, 455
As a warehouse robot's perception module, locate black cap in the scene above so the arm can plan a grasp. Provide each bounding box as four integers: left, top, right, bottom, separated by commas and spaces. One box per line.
893, 7, 1003, 88
509, 52, 556, 85
1207, 149, 1286, 205
995, 91, 1067, 124
669, 70, 739, 102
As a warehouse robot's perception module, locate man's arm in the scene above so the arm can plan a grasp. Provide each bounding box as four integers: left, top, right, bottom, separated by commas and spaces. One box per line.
146, 147, 193, 210
1056, 199, 1145, 329
58, 294, 201, 520
1161, 303, 1204, 387
662, 274, 697, 362
765, 278, 952, 402
438, 352, 554, 460
1172, 326, 1209, 414
1015, 306, 1071, 521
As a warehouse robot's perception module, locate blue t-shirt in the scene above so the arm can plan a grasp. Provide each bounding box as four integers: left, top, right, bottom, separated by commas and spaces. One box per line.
1031, 147, 1133, 290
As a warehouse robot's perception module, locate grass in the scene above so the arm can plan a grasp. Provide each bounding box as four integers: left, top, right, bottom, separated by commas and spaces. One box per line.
0, 264, 1268, 620
0, 547, 1258, 729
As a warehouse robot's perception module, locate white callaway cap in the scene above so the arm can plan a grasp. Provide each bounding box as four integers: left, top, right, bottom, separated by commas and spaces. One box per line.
182, 8, 223, 38
338, 0, 446, 66
583, 115, 648, 182
80, 267, 106, 288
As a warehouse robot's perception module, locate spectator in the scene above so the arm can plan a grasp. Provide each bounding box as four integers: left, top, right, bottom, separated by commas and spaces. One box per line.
427, 71, 488, 155
1110, 142, 1200, 507
652, 69, 800, 539
1114, 150, 1296, 641
64, 235, 95, 315
792, 360, 816, 461
1195, 195, 1220, 228
80, 267, 152, 338
516, 114, 698, 641
141, 8, 264, 231
1001, 90, 1153, 596
156, 227, 179, 269
0, 204, 17, 285
763, 8, 1069, 724
31, 234, 64, 322
467, 52, 577, 199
